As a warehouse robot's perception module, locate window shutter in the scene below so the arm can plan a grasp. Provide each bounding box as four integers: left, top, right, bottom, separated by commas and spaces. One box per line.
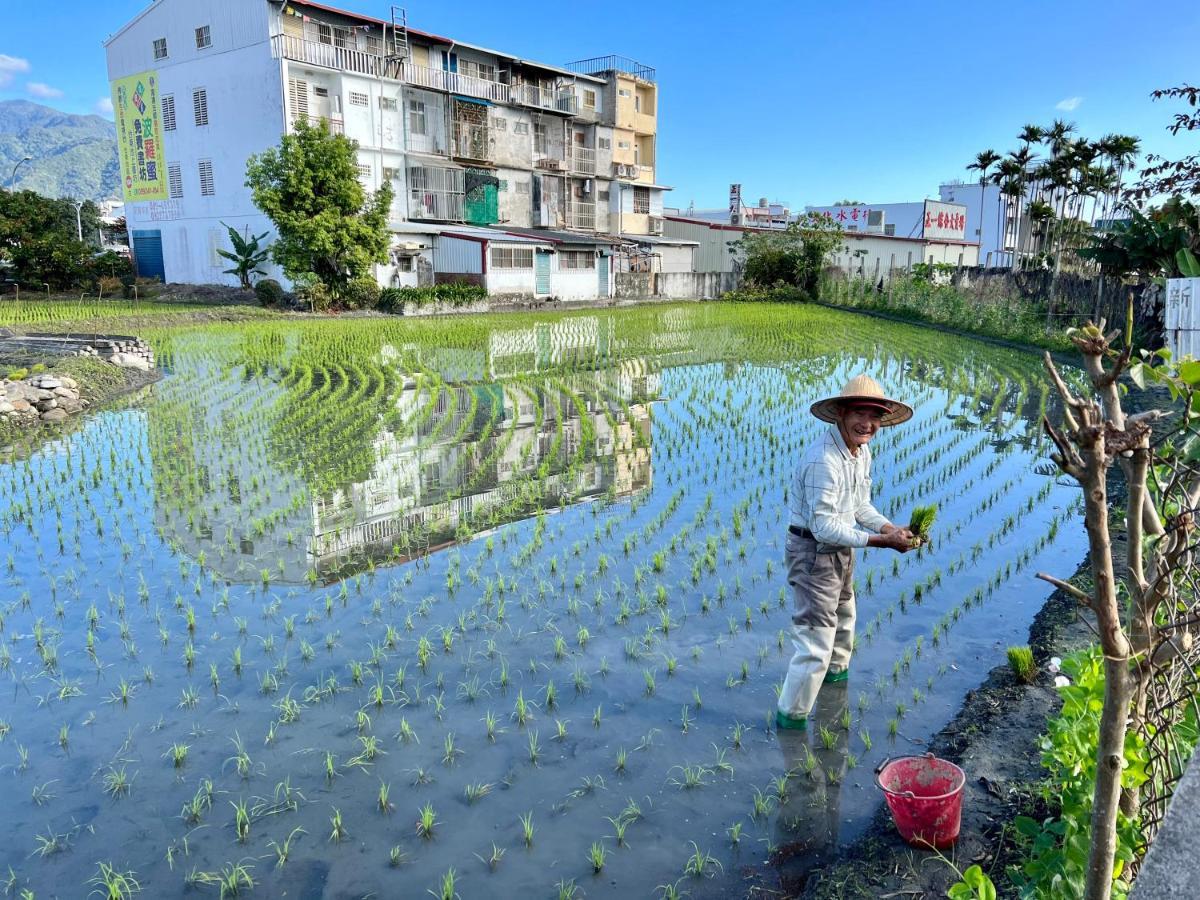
288, 79, 309, 121
193, 88, 208, 126
198, 160, 215, 196
161, 94, 176, 131
168, 164, 183, 199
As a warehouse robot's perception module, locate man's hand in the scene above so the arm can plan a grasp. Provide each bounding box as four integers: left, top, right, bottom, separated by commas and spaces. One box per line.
868, 528, 914, 552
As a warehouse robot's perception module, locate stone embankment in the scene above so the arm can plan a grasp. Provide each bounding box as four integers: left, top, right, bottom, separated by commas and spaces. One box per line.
0, 373, 87, 424
0, 333, 156, 370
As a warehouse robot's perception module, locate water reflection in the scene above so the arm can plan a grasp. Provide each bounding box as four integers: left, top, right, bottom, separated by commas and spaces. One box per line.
772, 683, 852, 885
151, 350, 658, 583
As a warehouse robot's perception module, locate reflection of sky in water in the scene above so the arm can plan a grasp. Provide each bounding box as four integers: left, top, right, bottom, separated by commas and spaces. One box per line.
0, 308, 1086, 899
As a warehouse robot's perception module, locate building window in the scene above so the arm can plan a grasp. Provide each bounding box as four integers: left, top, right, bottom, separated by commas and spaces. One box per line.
408, 99, 427, 135
598, 189, 610, 201
153, 38, 168, 59
460, 60, 496, 82
884, 224, 895, 236
198, 159, 214, 196
633, 187, 650, 214
598, 137, 610, 150
516, 182, 530, 195
634, 95, 640, 113
490, 246, 534, 269
583, 89, 597, 109
618, 88, 631, 97
379, 96, 398, 111
533, 123, 546, 154
559, 250, 595, 270
349, 91, 369, 107
617, 140, 630, 150
288, 78, 309, 120
382, 167, 400, 181
396, 256, 414, 272
161, 94, 176, 131
318, 23, 333, 45
491, 116, 507, 131
193, 88, 208, 126
514, 122, 529, 135
168, 164, 183, 199
195, 25, 211, 50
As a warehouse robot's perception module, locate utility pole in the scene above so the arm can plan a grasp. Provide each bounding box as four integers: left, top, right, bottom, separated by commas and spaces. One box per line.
73, 201, 84, 241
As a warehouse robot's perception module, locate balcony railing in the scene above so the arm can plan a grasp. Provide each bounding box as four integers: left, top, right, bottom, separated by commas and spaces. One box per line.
451, 121, 491, 162
568, 146, 596, 176
513, 83, 577, 114
567, 200, 596, 231
408, 166, 465, 222
404, 62, 511, 104
292, 114, 344, 135
274, 34, 402, 79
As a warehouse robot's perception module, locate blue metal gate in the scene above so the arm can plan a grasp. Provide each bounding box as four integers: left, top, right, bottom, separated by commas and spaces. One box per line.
534, 250, 551, 296
598, 253, 610, 298
131, 230, 166, 282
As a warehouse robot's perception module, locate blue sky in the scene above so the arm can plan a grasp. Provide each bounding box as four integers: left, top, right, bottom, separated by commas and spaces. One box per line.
3, 0, 1198, 207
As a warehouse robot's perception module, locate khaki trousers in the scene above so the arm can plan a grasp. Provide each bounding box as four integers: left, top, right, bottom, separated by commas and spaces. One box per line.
777, 531, 856, 718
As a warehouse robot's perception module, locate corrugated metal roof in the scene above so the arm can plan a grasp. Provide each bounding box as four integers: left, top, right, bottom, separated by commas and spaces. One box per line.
498, 227, 618, 246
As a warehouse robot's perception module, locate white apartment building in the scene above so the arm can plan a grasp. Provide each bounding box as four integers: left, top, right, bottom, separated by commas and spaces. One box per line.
103, 0, 669, 295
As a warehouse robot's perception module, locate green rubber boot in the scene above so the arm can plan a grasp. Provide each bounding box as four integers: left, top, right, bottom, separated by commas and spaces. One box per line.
775, 710, 808, 730
824, 668, 849, 684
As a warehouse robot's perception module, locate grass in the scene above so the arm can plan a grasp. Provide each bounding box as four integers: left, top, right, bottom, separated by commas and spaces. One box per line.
588, 840, 608, 873
416, 802, 437, 838
89, 862, 142, 898
519, 811, 535, 847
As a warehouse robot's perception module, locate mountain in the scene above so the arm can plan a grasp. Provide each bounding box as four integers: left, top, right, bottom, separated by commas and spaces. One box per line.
0, 100, 121, 201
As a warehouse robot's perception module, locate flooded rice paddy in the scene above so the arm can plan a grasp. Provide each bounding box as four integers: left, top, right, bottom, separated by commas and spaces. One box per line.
0, 304, 1084, 898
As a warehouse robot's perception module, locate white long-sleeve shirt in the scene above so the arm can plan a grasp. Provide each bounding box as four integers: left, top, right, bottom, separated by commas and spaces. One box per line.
789, 425, 890, 549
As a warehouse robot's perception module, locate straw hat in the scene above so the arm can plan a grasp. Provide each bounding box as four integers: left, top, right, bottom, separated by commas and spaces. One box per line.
810, 374, 913, 427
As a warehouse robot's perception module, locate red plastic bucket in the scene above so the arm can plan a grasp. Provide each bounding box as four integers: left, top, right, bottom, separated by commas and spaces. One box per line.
874, 753, 965, 849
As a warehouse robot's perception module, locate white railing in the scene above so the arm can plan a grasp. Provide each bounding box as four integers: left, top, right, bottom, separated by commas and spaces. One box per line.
514, 83, 577, 114
451, 121, 490, 161
274, 34, 402, 79
292, 114, 344, 134
402, 62, 510, 104
408, 166, 465, 221
567, 200, 596, 231
569, 146, 596, 176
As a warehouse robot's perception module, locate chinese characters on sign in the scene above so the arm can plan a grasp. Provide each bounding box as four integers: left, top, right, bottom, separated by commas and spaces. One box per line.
921, 200, 968, 241
830, 207, 873, 223
111, 70, 169, 201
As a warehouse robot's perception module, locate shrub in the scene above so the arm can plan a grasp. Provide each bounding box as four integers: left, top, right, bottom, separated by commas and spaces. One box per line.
123, 276, 161, 299
254, 278, 285, 307
97, 275, 124, 297
30, 363, 46, 375
721, 284, 808, 304
377, 282, 486, 312
91, 249, 133, 281
1006, 646, 1036, 684
5, 368, 29, 381
342, 276, 381, 310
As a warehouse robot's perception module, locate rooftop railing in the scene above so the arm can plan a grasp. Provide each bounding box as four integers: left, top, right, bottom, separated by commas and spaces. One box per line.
563, 55, 656, 82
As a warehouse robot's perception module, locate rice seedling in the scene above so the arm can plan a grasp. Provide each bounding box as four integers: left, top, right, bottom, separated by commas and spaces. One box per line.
588, 840, 608, 873
231, 797, 252, 842
1007, 645, 1036, 683
527, 729, 541, 765
102, 766, 132, 799
615, 747, 628, 774
684, 841, 723, 878
88, 862, 142, 899
464, 781, 493, 803
416, 802, 438, 838
165, 743, 189, 768
519, 810, 535, 847
328, 807, 348, 843
267, 826, 306, 869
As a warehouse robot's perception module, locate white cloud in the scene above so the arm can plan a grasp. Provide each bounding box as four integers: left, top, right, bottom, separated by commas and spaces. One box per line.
27, 81, 64, 99
94, 97, 114, 117
0, 54, 31, 87
1055, 96, 1082, 111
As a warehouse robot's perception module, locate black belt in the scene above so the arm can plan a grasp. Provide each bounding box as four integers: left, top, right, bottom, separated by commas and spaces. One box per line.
788, 525, 815, 539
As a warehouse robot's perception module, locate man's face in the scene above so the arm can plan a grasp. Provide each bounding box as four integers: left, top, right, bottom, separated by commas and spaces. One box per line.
837, 404, 886, 451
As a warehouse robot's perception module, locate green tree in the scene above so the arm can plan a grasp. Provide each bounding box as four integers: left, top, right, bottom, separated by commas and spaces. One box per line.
216, 222, 271, 289
1077, 197, 1199, 279
245, 120, 393, 299
733, 213, 844, 299
0, 190, 99, 289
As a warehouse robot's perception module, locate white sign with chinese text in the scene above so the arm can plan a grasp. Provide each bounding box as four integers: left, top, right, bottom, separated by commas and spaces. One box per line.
1166, 278, 1200, 360
922, 200, 967, 241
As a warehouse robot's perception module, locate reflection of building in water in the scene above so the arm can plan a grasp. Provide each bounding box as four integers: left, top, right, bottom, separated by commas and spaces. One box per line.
308, 361, 658, 576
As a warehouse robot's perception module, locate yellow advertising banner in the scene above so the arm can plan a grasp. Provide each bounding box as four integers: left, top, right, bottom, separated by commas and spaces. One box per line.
111, 70, 168, 201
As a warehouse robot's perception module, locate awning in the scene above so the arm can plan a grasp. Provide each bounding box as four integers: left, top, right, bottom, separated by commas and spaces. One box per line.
452, 95, 492, 106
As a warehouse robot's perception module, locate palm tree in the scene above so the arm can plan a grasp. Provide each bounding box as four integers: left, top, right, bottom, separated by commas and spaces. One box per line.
992, 158, 1024, 266
1008, 143, 1039, 267
966, 149, 1001, 262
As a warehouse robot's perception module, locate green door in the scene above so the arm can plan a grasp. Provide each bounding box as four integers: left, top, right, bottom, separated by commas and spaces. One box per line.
535, 250, 551, 296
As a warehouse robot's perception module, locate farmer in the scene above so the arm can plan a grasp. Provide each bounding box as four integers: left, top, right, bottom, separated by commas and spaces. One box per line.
776, 374, 915, 731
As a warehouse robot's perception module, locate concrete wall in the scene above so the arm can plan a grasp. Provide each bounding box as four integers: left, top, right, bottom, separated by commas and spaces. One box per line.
616, 271, 739, 299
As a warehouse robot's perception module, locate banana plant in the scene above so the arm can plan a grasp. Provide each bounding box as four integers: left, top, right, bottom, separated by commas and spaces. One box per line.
217, 222, 272, 289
